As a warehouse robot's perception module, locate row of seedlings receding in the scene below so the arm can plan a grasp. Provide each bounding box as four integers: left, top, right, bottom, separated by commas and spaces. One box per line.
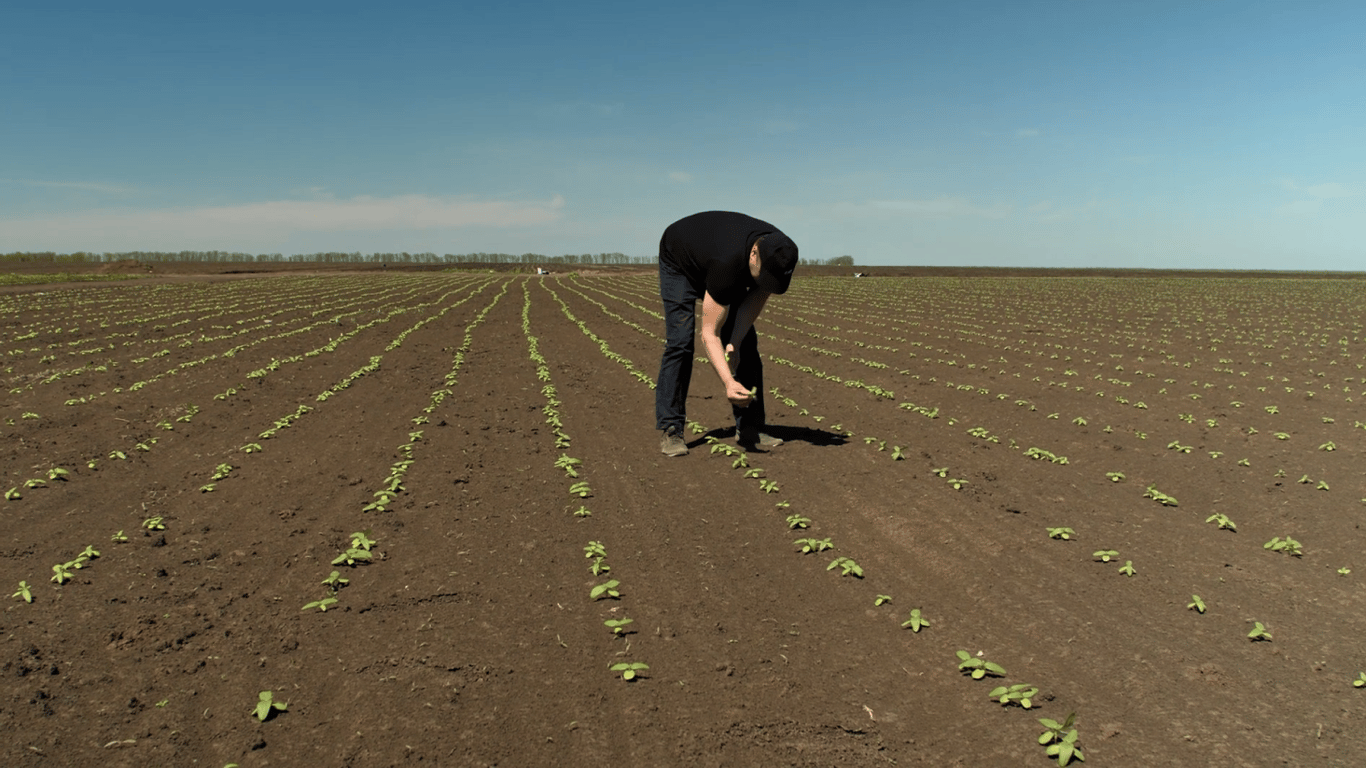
524, 280, 646, 681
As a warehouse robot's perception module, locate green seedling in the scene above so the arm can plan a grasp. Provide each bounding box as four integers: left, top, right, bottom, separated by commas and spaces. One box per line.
78, 545, 99, 560
584, 541, 607, 559
12, 581, 32, 603
1188, 595, 1206, 613
1118, 560, 1136, 577
1142, 485, 1179, 506
743, 468, 765, 478
47, 468, 68, 481
604, 618, 634, 635
1320, 441, 1337, 451
111, 530, 128, 543
1339, 567, 1351, 576
1093, 550, 1118, 563
1298, 474, 1312, 484
732, 454, 749, 469
589, 557, 610, 576
688, 421, 706, 435
1205, 514, 1236, 531
1038, 713, 1084, 766
1317, 481, 1330, 491
253, 691, 288, 721
1047, 527, 1075, 540
610, 661, 648, 681
759, 480, 780, 494
87, 460, 98, 470
200, 483, 216, 493
956, 650, 1006, 679
946, 478, 968, 490
590, 580, 621, 600
827, 556, 863, 577
241, 443, 263, 453
331, 548, 373, 566
1237, 458, 1250, 466
349, 531, 377, 551
24, 478, 45, 489
774, 501, 790, 509
302, 597, 338, 612
321, 571, 349, 588
875, 595, 892, 606
931, 467, 948, 477
51, 562, 75, 584
1105, 472, 1125, 482
890, 446, 906, 460
211, 463, 233, 480
989, 683, 1039, 708
554, 454, 582, 477
1264, 536, 1303, 557
794, 538, 832, 554
901, 608, 930, 632
1248, 621, 1271, 641
568, 481, 593, 498
155, 699, 168, 707
3, 488, 18, 501
573, 505, 593, 517
785, 514, 811, 529
1353, 672, 1365, 688
142, 516, 165, 531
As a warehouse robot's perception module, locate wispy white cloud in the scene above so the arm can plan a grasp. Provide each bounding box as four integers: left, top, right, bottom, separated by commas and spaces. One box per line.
667, 171, 692, 183
0, 178, 138, 194
1278, 179, 1354, 198
0, 194, 566, 250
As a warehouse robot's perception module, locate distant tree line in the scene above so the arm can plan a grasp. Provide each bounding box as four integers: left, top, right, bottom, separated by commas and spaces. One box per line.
0, 250, 656, 265
800, 255, 855, 266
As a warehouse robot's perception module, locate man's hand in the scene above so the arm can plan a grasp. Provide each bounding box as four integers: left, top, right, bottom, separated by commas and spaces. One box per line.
725, 380, 755, 406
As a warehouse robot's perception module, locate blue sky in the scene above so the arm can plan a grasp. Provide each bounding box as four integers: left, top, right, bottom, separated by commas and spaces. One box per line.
2, 1, 1362, 269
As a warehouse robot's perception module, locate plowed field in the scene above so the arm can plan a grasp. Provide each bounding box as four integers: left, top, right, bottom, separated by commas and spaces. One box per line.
2, 271, 1364, 767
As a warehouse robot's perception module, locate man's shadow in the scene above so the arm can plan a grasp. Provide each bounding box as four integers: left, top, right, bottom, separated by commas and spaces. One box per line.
687, 424, 848, 451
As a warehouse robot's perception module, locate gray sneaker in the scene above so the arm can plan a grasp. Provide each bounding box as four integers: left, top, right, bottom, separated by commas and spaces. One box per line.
660, 427, 688, 457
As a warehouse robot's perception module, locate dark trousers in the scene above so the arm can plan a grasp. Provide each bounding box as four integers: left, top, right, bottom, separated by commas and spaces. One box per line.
656, 256, 766, 433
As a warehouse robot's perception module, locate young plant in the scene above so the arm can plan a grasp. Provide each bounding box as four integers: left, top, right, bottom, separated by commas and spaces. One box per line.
1105, 471, 1125, 482
1354, 672, 1366, 688
603, 617, 634, 635
253, 691, 288, 721
590, 580, 621, 600
1247, 621, 1272, 641
827, 556, 863, 577
142, 516, 166, 531
956, 650, 1006, 679
12, 581, 32, 603
1038, 713, 1085, 766
1263, 536, 1303, 557
1092, 550, 1119, 563
1205, 514, 1236, 531
572, 505, 593, 518
584, 541, 607, 559
4, 488, 20, 501
901, 608, 930, 632
758, 480, 780, 494
786, 514, 811, 529
1118, 560, 1136, 577
302, 597, 338, 612
989, 683, 1039, 708
1047, 527, 1075, 540
794, 537, 833, 554
321, 570, 349, 588
875, 594, 892, 606
946, 478, 968, 490
51, 562, 74, 584
610, 661, 648, 681
1188, 595, 1206, 613
890, 446, 906, 460
554, 454, 582, 478
111, 530, 128, 543
1143, 485, 1179, 506
568, 481, 593, 498
47, 467, 68, 481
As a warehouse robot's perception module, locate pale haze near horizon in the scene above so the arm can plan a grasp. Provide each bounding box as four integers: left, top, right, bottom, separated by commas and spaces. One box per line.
1, 1, 1362, 271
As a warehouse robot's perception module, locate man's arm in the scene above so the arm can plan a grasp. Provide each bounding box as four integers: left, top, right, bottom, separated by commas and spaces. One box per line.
701, 291, 755, 405
724, 288, 770, 352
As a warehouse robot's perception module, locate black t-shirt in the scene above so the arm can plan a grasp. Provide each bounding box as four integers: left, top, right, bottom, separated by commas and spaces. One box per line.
660, 211, 778, 307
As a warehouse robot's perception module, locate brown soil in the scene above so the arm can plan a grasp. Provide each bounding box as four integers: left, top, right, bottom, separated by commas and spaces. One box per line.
1, 271, 1364, 766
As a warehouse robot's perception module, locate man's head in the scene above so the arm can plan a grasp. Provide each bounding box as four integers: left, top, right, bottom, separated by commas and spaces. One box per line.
750, 232, 798, 294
